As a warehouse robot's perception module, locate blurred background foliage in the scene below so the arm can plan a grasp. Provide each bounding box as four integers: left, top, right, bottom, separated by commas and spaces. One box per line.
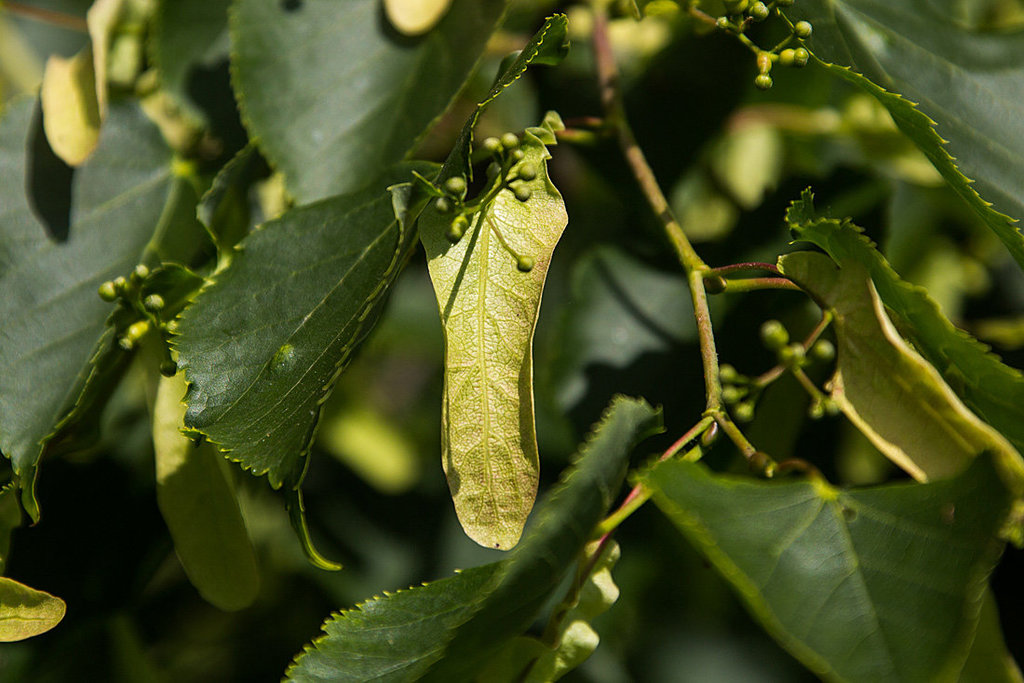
1, 0, 1023, 679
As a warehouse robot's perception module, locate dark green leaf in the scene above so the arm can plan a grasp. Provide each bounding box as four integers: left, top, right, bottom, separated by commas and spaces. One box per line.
173, 163, 433, 489
230, 0, 507, 204
958, 589, 1023, 683
786, 190, 1024, 471
788, 1, 1024, 267
0, 98, 173, 513
0, 485, 20, 575
643, 455, 1011, 683
196, 143, 266, 258
286, 396, 661, 683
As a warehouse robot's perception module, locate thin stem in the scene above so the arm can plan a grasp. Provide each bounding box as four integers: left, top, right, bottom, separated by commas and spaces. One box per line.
706, 261, 783, 277
592, 5, 722, 411
687, 5, 719, 28
791, 366, 828, 402
719, 277, 803, 294
713, 412, 758, 459
3, 2, 88, 32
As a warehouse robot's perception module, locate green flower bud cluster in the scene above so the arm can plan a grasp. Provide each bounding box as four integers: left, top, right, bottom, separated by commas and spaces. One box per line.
711, 0, 812, 90
719, 363, 759, 423
97, 263, 178, 375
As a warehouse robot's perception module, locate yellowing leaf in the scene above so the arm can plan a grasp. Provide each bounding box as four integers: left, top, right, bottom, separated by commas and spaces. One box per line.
420, 116, 568, 549
384, 0, 454, 36
153, 373, 260, 611
780, 251, 1024, 492
0, 577, 65, 642
40, 47, 101, 166
317, 406, 421, 494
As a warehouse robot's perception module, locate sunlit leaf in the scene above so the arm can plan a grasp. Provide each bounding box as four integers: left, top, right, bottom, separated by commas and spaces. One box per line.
286, 397, 660, 682
153, 372, 259, 611
789, 0, 1024, 267
0, 577, 66, 642
643, 455, 1011, 682
230, 0, 507, 203
780, 250, 1024, 491
785, 190, 1024, 490
0, 98, 173, 517
420, 114, 568, 549
384, 0, 454, 36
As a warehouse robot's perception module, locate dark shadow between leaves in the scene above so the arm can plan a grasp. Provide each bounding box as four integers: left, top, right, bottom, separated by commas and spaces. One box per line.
27, 101, 73, 243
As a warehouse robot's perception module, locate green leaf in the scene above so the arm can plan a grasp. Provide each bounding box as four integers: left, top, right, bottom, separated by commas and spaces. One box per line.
0, 484, 21, 575
779, 250, 1024, 492
153, 372, 260, 611
173, 163, 433, 490
784, 190, 1024, 490
787, 1, 1024, 267
0, 98, 173, 513
229, 0, 507, 204
642, 455, 1011, 683
0, 576, 66, 642
196, 143, 265, 259
286, 396, 661, 682
420, 115, 569, 549
959, 589, 1023, 683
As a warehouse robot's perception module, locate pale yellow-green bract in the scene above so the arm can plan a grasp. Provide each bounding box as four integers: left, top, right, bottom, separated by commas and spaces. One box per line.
383, 0, 454, 36
421, 128, 568, 550
0, 576, 65, 642
780, 251, 1024, 492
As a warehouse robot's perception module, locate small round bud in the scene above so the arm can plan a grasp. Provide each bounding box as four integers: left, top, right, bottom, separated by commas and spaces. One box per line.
716, 16, 730, 30
132, 264, 150, 281
811, 339, 836, 362
159, 360, 178, 377
98, 281, 118, 302
779, 342, 806, 366
734, 401, 755, 423
719, 364, 740, 384
447, 215, 468, 243
482, 136, 502, 154
823, 398, 840, 416
516, 255, 535, 273
486, 161, 502, 179
143, 294, 165, 312
444, 176, 467, 197
513, 185, 532, 202
516, 162, 537, 182
125, 320, 150, 342
794, 21, 813, 39
511, 149, 525, 161
779, 48, 797, 67
749, 2, 769, 21
756, 52, 773, 74
722, 385, 745, 405
500, 132, 519, 150
435, 197, 453, 214
808, 401, 825, 420
793, 47, 810, 67
754, 73, 774, 90
118, 336, 135, 351
113, 276, 129, 293
164, 319, 180, 335
760, 320, 789, 350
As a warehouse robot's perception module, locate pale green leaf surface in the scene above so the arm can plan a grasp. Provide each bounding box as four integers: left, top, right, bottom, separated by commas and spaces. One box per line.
40, 47, 100, 166
153, 373, 259, 612
230, 0, 506, 204
420, 119, 568, 549
286, 396, 661, 683
0, 98, 172, 498
959, 589, 1023, 683
0, 576, 66, 642
173, 164, 433, 489
780, 250, 1024, 490
785, 191, 1024, 481
643, 456, 1010, 683
787, 1, 1024, 267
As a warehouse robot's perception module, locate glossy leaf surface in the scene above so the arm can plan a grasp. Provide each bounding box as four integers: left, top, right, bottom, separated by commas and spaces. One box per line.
174, 164, 430, 488
644, 456, 1011, 683
153, 373, 259, 611
0, 99, 172, 500
421, 116, 568, 549
287, 397, 660, 682
230, 0, 506, 203
789, 0, 1024, 266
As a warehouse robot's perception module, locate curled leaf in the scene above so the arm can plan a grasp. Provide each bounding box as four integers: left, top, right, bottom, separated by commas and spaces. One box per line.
0, 577, 66, 642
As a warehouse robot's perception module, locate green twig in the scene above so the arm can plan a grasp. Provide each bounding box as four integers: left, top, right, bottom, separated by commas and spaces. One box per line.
3, 1, 87, 32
